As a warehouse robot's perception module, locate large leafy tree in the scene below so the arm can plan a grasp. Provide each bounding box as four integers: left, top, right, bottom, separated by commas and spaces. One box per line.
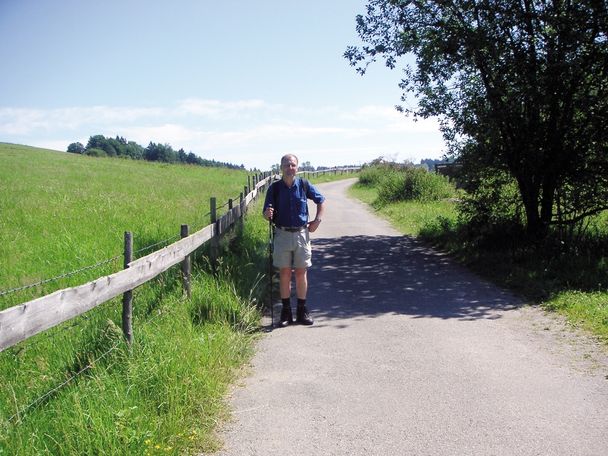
346, 0, 608, 238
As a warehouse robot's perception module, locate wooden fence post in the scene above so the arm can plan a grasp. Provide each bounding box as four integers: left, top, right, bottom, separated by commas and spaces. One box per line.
122, 231, 133, 345
238, 192, 244, 230
181, 224, 191, 298
243, 186, 249, 214
210, 197, 218, 274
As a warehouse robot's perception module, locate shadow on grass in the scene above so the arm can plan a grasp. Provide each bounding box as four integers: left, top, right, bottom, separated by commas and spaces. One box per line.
307, 235, 521, 328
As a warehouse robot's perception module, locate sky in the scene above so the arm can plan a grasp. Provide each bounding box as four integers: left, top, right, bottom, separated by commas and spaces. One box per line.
0, 0, 446, 170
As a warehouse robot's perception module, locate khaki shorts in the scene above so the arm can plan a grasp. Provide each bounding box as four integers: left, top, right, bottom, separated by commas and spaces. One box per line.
273, 228, 312, 269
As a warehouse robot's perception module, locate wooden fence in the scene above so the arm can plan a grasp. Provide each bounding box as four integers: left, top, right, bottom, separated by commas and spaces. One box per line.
0, 167, 359, 352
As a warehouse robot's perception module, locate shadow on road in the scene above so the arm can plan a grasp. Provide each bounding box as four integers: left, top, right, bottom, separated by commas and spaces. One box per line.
308, 235, 521, 327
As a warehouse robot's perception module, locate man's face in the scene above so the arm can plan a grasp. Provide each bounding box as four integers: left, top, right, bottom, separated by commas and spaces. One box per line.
281, 156, 298, 177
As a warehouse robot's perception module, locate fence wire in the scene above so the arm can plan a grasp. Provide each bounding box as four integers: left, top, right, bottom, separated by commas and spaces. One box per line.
0, 254, 122, 299
7, 339, 122, 424
0, 209, 217, 300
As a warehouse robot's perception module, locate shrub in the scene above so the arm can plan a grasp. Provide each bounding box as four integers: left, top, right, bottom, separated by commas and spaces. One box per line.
358, 165, 388, 186
456, 169, 525, 245
84, 147, 107, 157
377, 167, 456, 204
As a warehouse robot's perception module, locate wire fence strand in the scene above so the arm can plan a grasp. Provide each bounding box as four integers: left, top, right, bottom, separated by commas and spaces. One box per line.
0, 208, 217, 300
0, 254, 122, 298
7, 340, 122, 423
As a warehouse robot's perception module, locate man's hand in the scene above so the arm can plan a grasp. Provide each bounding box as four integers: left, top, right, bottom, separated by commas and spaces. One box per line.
308, 219, 321, 233
264, 206, 275, 221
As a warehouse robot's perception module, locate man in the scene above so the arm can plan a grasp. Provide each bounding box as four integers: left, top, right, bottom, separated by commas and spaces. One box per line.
263, 154, 325, 327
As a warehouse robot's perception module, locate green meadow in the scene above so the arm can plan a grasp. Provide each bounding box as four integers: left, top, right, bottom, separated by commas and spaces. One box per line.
0, 143, 248, 307
0, 144, 267, 455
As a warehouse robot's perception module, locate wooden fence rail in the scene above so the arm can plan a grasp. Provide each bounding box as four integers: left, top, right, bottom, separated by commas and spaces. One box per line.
0, 167, 359, 352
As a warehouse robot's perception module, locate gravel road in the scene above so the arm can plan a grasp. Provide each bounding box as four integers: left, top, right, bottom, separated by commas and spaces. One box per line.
209, 178, 608, 456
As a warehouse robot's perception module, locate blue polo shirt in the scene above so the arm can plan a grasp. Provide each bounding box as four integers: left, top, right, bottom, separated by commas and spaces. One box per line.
263, 177, 325, 227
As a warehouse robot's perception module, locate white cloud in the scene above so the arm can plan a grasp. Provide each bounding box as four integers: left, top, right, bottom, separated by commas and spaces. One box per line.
121, 123, 198, 147
176, 98, 269, 119
0, 106, 165, 134
0, 98, 445, 169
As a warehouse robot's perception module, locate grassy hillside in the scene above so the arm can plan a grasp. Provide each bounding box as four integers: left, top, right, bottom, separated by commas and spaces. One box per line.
0, 143, 248, 308
0, 143, 267, 455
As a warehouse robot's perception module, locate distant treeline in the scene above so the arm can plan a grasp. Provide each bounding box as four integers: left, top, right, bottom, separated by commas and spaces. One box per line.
67, 135, 245, 170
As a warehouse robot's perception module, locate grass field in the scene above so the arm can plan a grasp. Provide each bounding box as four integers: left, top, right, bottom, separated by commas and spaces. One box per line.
349, 181, 608, 342
0, 143, 248, 308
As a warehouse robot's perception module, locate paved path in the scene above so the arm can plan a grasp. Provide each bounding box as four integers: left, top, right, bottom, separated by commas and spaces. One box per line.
211, 179, 608, 456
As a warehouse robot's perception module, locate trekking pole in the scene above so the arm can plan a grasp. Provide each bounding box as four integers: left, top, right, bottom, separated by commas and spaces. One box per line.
268, 204, 274, 328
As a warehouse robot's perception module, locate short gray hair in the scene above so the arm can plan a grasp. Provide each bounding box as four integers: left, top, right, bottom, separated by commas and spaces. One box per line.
280, 154, 299, 166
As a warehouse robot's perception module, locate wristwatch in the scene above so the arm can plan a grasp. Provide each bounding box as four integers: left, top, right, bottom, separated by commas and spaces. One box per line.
314, 218, 322, 223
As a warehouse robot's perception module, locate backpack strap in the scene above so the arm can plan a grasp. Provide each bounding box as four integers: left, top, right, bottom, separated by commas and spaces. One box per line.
301, 177, 310, 196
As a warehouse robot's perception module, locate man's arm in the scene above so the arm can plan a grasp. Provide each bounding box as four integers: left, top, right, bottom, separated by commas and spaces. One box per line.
308, 201, 325, 233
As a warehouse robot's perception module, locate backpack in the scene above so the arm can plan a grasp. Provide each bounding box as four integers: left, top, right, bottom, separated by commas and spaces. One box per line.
269, 177, 310, 224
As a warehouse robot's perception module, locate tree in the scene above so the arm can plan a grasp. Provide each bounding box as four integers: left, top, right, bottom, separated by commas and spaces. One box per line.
177, 148, 188, 163
300, 160, 315, 171
144, 142, 177, 163
346, 0, 608, 238
186, 152, 200, 165
67, 142, 85, 154
86, 134, 117, 157
84, 147, 107, 157
124, 141, 144, 160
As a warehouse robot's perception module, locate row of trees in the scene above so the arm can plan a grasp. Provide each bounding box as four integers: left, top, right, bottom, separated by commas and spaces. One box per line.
67, 135, 245, 170
346, 0, 608, 239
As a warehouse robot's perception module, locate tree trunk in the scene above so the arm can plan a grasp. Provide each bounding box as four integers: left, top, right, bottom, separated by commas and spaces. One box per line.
517, 176, 547, 240
539, 174, 556, 236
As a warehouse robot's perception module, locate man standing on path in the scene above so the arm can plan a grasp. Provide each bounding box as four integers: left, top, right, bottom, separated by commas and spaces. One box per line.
263, 154, 325, 327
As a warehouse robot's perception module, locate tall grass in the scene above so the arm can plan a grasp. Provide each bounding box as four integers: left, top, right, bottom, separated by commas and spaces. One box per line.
0, 144, 270, 455
376, 167, 455, 204
0, 143, 247, 308
357, 164, 457, 206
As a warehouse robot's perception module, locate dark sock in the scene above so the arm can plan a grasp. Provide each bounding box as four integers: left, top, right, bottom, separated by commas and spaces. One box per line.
297, 298, 306, 308
282, 298, 291, 307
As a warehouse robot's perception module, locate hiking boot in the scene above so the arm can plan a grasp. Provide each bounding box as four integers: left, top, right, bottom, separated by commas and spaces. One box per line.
280, 304, 293, 327
296, 305, 314, 325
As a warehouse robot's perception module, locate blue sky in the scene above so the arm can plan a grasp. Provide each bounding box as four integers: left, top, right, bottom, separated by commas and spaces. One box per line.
0, 0, 445, 170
